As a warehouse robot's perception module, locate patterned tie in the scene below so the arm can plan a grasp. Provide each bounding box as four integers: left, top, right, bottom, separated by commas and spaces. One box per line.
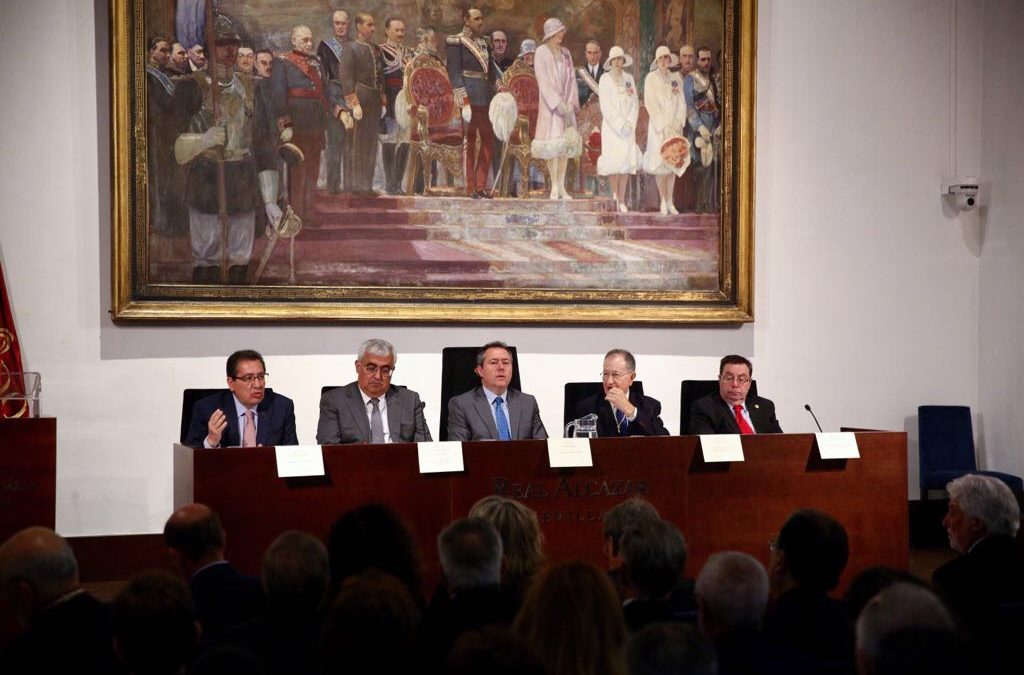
615, 408, 628, 435
242, 409, 257, 447
733, 404, 755, 435
494, 397, 512, 441
370, 397, 385, 444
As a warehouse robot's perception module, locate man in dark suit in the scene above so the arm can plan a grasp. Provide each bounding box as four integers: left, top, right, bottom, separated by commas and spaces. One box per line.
574, 349, 669, 437
932, 474, 1024, 672
164, 503, 263, 640
576, 39, 604, 107
185, 349, 298, 448
318, 9, 352, 194
688, 354, 782, 434
619, 518, 689, 632
339, 13, 385, 195
447, 341, 547, 441
0, 527, 120, 674
317, 338, 432, 444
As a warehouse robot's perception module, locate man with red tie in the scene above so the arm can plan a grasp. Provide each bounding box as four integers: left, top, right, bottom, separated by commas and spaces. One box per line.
688, 354, 782, 434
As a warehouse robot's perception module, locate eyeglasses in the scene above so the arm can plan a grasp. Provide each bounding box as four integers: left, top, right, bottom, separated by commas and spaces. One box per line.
600, 371, 633, 381
720, 375, 750, 385
361, 364, 395, 376
232, 372, 268, 385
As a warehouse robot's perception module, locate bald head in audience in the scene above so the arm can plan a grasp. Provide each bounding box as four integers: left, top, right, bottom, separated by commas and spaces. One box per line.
0, 526, 80, 625
695, 550, 769, 639
163, 502, 226, 577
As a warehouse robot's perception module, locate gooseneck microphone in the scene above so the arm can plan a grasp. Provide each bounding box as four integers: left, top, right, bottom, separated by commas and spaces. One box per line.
804, 404, 824, 433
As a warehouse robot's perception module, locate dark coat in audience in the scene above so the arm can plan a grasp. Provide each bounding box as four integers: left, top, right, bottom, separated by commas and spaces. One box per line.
191, 561, 264, 639
763, 588, 853, 673
0, 590, 122, 675
622, 597, 677, 632
417, 584, 519, 674
713, 627, 812, 675
221, 608, 325, 675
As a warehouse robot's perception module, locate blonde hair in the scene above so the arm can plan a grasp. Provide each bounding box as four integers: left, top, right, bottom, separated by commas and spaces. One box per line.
468, 496, 545, 588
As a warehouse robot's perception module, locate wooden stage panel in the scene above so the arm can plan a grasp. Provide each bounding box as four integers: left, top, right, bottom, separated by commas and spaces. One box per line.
0, 418, 56, 543
175, 433, 909, 590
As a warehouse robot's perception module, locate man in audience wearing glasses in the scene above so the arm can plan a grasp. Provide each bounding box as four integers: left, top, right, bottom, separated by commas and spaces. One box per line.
316, 338, 432, 444
185, 349, 298, 448
688, 354, 782, 434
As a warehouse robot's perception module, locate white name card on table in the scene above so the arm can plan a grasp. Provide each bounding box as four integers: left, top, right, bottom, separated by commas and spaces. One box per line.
699, 434, 745, 462
275, 445, 325, 478
816, 432, 860, 459
417, 441, 465, 473
547, 437, 593, 468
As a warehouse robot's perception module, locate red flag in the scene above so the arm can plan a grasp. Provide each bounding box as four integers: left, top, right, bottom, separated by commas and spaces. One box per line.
1, 260, 26, 399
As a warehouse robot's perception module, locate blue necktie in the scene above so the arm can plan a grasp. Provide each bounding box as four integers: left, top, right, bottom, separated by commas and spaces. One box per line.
494, 397, 512, 441
615, 408, 628, 435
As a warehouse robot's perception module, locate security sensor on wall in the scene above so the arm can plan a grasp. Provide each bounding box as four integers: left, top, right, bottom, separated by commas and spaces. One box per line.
942, 176, 980, 211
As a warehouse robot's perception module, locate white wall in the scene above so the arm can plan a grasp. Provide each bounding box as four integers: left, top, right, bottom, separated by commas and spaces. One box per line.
1, 0, 1010, 536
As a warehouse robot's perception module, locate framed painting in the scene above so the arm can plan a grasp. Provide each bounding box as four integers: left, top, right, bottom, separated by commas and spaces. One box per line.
111, 0, 756, 322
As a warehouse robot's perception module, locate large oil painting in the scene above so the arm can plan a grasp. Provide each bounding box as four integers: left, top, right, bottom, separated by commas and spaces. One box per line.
111, 0, 755, 322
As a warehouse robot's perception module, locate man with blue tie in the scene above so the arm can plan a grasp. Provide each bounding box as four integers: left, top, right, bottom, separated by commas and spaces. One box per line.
574, 349, 669, 437
688, 355, 782, 435
446, 341, 547, 441
185, 349, 298, 448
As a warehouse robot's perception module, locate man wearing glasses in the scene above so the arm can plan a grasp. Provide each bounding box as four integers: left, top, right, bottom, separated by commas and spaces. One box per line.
574, 349, 668, 437
316, 338, 432, 444
186, 349, 298, 448
689, 354, 782, 434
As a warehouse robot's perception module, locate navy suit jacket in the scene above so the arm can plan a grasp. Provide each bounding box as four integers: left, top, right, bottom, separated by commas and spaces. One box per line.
185, 390, 298, 447
574, 389, 669, 437
447, 387, 547, 441
688, 392, 782, 434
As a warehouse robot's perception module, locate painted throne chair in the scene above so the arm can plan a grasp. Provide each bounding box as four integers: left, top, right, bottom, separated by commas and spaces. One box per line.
496, 60, 550, 198
403, 53, 466, 196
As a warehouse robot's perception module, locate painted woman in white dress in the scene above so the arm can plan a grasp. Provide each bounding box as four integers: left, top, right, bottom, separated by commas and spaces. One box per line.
642, 45, 689, 214
596, 46, 641, 213
531, 17, 581, 200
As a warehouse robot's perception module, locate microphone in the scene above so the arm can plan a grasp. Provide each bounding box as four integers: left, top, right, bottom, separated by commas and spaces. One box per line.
804, 404, 824, 432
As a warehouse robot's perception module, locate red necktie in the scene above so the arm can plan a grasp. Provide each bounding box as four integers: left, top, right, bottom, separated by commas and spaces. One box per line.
733, 404, 755, 435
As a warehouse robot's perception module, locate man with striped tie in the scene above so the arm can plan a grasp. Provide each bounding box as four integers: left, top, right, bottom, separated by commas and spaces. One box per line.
446, 341, 547, 441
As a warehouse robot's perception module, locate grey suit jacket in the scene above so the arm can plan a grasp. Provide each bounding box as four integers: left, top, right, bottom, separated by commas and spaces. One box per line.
316, 382, 431, 444
446, 387, 547, 441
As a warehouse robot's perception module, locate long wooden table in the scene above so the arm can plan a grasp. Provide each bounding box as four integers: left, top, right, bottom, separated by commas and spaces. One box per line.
173, 433, 908, 591
0, 418, 56, 543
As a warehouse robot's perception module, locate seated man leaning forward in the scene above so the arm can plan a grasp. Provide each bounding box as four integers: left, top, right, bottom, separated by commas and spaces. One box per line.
574, 349, 669, 437
316, 338, 432, 444
688, 354, 782, 434
447, 341, 547, 441
185, 349, 298, 448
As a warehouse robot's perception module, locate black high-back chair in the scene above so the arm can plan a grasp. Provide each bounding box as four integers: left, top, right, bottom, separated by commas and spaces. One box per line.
179, 387, 277, 444
679, 379, 758, 435
563, 381, 645, 428
438, 346, 521, 441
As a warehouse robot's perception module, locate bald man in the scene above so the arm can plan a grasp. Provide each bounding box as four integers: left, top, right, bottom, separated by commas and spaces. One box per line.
164, 503, 263, 639
0, 528, 118, 673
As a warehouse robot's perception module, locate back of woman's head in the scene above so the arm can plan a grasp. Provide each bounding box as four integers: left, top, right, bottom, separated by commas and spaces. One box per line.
515, 560, 627, 675
327, 503, 422, 602
469, 496, 545, 587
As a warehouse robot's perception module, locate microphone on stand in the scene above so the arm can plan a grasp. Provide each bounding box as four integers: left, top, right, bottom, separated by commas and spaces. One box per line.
804, 404, 824, 432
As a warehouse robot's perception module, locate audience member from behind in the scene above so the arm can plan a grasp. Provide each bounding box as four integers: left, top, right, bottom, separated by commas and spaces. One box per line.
603, 497, 661, 572
696, 551, 807, 675
855, 582, 965, 675
932, 474, 1024, 669
326, 503, 423, 603
222, 531, 328, 675
515, 560, 628, 675
446, 626, 546, 675
627, 623, 717, 675
468, 495, 545, 603
842, 566, 926, 621
113, 570, 198, 675
163, 503, 263, 639
420, 517, 518, 673
322, 570, 420, 675
764, 509, 853, 669
618, 518, 689, 631
0, 527, 119, 674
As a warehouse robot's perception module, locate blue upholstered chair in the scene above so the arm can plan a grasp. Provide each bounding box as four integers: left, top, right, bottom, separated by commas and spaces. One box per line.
917, 405, 1023, 500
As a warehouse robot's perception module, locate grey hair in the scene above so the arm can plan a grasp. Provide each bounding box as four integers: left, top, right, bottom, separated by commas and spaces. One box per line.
358, 338, 396, 361
947, 474, 1021, 537
695, 551, 768, 631
438, 517, 502, 591
416, 27, 435, 43
0, 528, 79, 603
290, 25, 312, 41
602, 497, 660, 548
262, 530, 329, 610
855, 582, 953, 663
604, 349, 636, 372
476, 341, 510, 367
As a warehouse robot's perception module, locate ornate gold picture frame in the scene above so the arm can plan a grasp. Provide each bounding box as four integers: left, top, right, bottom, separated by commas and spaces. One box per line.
111, 0, 755, 323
